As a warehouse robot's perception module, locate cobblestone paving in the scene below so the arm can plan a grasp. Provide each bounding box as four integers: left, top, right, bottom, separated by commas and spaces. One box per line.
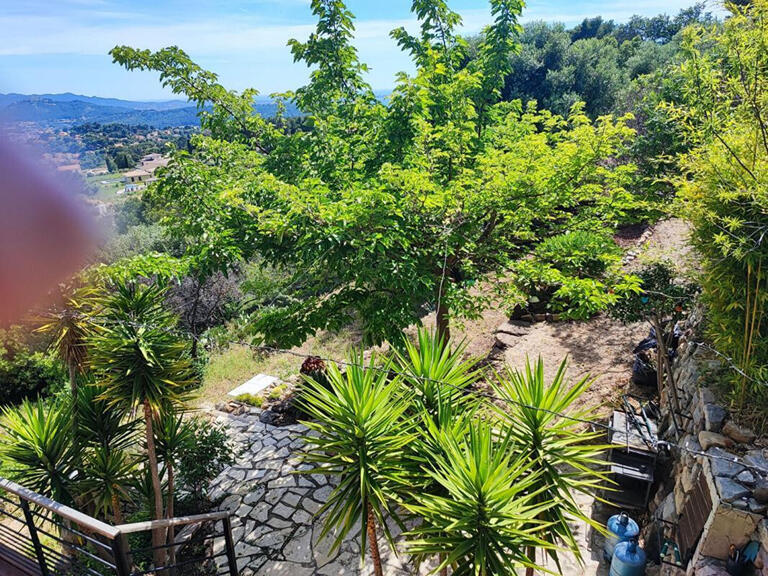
208, 409, 424, 576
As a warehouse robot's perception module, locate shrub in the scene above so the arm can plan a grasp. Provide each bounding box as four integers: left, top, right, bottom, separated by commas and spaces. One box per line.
176, 417, 237, 506
510, 232, 639, 320
0, 333, 65, 405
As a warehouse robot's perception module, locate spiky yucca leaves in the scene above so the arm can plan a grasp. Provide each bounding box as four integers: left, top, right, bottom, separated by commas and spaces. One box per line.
298, 352, 416, 576
492, 357, 608, 574
0, 399, 77, 504
76, 382, 137, 453
393, 327, 481, 419
405, 423, 554, 576
89, 280, 194, 565
78, 446, 136, 524
36, 287, 97, 399
154, 412, 194, 565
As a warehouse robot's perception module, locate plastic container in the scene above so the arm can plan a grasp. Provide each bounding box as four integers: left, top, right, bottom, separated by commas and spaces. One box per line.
610, 540, 646, 576
604, 512, 639, 562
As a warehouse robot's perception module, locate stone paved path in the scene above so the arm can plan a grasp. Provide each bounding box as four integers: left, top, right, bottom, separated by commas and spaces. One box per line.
208, 409, 426, 576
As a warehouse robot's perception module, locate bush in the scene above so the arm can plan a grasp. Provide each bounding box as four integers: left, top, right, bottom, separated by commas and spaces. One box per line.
176, 417, 237, 506
0, 333, 64, 405
510, 231, 638, 319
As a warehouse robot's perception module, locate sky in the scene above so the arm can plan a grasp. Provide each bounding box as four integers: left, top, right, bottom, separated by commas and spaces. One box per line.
0, 0, 721, 101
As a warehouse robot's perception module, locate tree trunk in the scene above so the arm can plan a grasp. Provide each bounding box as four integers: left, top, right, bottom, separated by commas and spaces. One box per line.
144, 401, 167, 567
111, 492, 124, 525
436, 301, 451, 344
366, 503, 383, 576
167, 463, 177, 575
525, 545, 536, 576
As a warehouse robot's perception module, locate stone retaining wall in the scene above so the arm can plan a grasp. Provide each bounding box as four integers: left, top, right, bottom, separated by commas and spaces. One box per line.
652, 309, 768, 575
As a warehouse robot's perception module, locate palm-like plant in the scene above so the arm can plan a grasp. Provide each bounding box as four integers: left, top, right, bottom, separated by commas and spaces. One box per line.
76, 382, 137, 453
89, 280, 193, 566
492, 357, 608, 575
0, 399, 77, 504
154, 411, 194, 566
405, 423, 553, 576
393, 328, 480, 419
298, 352, 415, 576
36, 288, 96, 401
79, 446, 136, 524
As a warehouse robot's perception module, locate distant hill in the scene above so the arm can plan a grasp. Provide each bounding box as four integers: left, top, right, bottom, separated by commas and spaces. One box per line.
0, 93, 301, 127
0, 93, 191, 111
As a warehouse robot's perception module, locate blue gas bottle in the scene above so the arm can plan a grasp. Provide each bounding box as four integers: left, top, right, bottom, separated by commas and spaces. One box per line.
604, 512, 639, 562
610, 539, 646, 576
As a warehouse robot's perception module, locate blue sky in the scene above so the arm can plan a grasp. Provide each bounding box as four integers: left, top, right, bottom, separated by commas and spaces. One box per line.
0, 0, 721, 101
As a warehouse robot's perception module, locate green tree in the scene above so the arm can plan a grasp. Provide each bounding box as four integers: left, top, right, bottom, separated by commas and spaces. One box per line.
298, 353, 415, 576
89, 281, 193, 565
674, 0, 768, 407
110, 0, 636, 348
492, 358, 607, 575
0, 399, 77, 504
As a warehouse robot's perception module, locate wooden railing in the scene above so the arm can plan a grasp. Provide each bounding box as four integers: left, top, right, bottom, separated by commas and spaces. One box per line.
0, 477, 239, 576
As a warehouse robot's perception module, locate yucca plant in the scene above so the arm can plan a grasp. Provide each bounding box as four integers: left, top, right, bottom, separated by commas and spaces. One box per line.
405, 422, 553, 576
0, 399, 77, 504
36, 287, 97, 402
298, 352, 415, 576
154, 411, 194, 566
492, 357, 608, 575
79, 446, 136, 524
89, 280, 194, 566
393, 327, 481, 420
76, 382, 137, 453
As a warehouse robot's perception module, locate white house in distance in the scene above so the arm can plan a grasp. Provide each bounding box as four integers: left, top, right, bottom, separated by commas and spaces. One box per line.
122, 153, 170, 194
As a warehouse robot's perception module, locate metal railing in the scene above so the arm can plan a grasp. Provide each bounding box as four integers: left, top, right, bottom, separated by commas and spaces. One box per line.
0, 478, 239, 576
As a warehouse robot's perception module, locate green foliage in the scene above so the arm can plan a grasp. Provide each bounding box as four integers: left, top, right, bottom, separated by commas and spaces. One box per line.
393, 327, 480, 418
298, 352, 415, 560
89, 281, 194, 416
610, 261, 697, 325
0, 335, 64, 405
674, 0, 768, 405
491, 357, 607, 570
234, 393, 263, 406
510, 231, 640, 320
114, 196, 151, 234
405, 423, 551, 575
112, 0, 639, 348
175, 416, 237, 504
0, 399, 77, 503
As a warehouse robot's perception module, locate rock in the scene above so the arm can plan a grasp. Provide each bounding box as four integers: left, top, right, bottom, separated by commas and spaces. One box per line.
495, 321, 531, 337
699, 431, 733, 450
754, 480, 768, 504
494, 331, 519, 349
722, 421, 756, 444
703, 404, 727, 433
283, 526, 313, 563
745, 450, 768, 472
707, 447, 745, 478
736, 470, 757, 487
715, 477, 751, 503
749, 498, 768, 514
661, 491, 677, 522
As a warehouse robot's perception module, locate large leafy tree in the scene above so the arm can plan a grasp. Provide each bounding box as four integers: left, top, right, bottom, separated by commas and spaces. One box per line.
111, 0, 636, 347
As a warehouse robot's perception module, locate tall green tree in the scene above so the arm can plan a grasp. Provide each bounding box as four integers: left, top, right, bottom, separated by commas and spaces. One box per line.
111, 0, 636, 348
674, 0, 768, 406
89, 281, 193, 565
